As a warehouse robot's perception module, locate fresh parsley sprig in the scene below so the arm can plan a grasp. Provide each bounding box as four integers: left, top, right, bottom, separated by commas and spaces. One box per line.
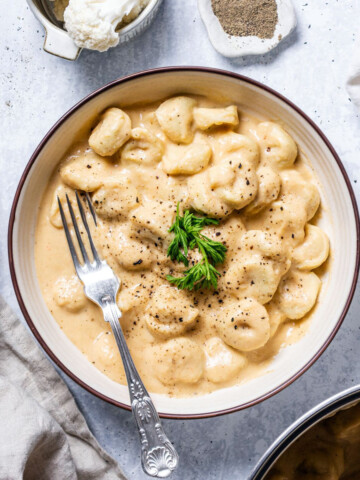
166, 204, 227, 290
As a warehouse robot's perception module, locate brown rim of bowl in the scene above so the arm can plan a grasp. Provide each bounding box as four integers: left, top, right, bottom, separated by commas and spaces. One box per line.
8, 66, 360, 420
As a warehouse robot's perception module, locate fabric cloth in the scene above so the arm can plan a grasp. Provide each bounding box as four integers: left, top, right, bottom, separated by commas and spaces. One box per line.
347, 39, 360, 110
0, 296, 127, 480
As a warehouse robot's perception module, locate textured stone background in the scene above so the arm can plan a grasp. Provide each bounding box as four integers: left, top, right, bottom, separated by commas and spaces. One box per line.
1, 1, 360, 479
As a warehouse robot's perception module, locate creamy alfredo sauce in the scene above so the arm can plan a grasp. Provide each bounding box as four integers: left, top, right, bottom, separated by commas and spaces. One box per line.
35, 96, 330, 397
266, 402, 360, 480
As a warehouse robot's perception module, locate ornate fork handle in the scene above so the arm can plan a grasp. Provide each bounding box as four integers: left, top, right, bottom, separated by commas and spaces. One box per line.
101, 298, 179, 478
57, 193, 178, 477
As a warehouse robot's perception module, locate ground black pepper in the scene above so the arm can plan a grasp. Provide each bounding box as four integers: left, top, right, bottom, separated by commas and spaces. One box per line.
211, 0, 278, 39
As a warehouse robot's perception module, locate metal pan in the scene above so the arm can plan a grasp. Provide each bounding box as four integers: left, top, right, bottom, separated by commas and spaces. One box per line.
251, 385, 360, 479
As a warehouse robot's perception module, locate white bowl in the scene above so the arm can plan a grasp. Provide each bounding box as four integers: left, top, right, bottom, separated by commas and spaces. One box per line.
9, 67, 360, 418
27, 0, 163, 61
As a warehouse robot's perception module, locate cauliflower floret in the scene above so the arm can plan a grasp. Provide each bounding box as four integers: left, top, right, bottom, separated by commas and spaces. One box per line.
64, 0, 149, 52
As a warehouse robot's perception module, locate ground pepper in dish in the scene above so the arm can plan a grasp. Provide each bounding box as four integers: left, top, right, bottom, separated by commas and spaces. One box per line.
211, 0, 278, 39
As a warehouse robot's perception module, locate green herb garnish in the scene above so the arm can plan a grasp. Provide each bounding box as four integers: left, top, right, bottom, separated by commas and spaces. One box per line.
166, 204, 227, 290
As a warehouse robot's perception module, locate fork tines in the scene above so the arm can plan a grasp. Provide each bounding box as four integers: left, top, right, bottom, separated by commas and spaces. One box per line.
57, 191, 99, 271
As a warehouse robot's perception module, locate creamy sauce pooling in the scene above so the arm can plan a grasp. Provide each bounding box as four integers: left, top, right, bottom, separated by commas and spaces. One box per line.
266, 402, 360, 480
35, 96, 330, 397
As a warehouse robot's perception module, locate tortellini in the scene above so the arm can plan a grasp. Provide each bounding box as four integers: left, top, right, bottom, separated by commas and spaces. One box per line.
129, 200, 177, 241
187, 132, 261, 216
281, 170, 321, 221
162, 140, 212, 175
266, 302, 287, 337
153, 337, 204, 385
212, 297, 270, 352
104, 225, 154, 271
253, 122, 298, 169
49, 185, 76, 228
204, 337, 247, 383
89, 107, 131, 157
117, 284, 150, 313
144, 285, 199, 338
218, 131, 260, 168
193, 105, 239, 130
292, 224, 330, 270
202, 216, 246, 256
60, 150, 112, 192
91, 331, 119, 368
187, 169, 233, 218
188, 146, 259, 217
225, 230, 291, 304
274, 270, 321, 320
208, 162, 258, 209
156, 96, 196, 144
120, 127, 164, 165
53, 275, 87, 312
244, 165, 281, 215
91, 177, 139, 219
254, 195, 308, 246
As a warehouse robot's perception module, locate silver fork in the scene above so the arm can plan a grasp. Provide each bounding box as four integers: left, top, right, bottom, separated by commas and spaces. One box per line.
58, 191, 179, 478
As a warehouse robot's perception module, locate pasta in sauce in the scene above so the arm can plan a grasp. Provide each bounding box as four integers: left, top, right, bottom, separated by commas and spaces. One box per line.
35, 96, 330, 397
266, 402, 360, 480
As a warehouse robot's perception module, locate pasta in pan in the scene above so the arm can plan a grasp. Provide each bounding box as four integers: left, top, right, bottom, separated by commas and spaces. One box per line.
266, 402, 360, 480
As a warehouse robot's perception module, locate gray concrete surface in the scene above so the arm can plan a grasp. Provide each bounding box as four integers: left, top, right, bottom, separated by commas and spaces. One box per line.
1, 1, 360, 478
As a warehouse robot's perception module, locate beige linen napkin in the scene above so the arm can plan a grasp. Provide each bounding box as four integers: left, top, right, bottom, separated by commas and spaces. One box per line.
0, 296, 127, 480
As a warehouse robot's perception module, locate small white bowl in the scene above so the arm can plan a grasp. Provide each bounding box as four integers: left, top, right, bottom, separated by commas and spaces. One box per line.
198, 0, 296, 58
27, 0, 163, 61
8, 68, 360, 418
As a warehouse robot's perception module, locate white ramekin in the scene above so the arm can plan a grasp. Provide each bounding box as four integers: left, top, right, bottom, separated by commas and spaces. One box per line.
26, 0, 163, 61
